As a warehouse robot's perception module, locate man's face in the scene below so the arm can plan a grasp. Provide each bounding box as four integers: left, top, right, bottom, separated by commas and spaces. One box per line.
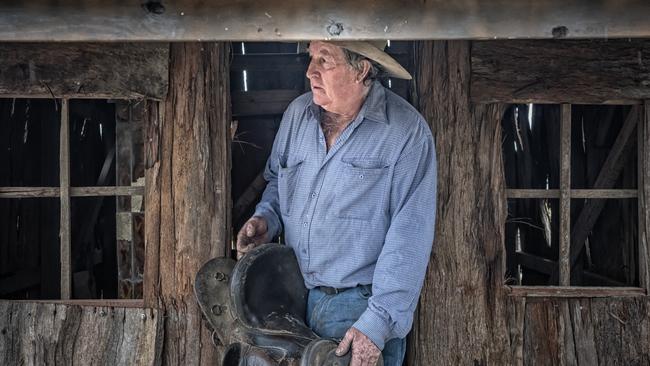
306, 41, 366, 115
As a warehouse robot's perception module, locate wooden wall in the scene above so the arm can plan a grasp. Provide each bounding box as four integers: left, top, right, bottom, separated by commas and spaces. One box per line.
507, 297, 650, 365
0, 301, 160, 365
407, 40, 650, 365
1, 39, 649, 366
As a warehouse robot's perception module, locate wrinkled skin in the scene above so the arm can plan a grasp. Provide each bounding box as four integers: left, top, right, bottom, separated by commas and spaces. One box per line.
336, 327, 381, 366
236, 216, 270, 259
306, 41, 370, 117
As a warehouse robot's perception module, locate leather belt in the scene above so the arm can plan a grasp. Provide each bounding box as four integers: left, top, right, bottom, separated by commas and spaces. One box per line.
317, 284, 371, 295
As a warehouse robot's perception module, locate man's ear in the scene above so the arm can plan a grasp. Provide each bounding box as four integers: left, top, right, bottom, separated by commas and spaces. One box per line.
356, 59, 371, 83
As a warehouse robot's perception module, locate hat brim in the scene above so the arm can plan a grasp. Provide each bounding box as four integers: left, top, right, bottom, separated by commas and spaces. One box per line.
326, 41, 412, 80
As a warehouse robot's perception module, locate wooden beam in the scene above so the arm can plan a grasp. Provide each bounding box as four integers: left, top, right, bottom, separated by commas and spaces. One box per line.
507, 189, 638, 199
1, 1, 650, 41
59, 99, 71, 300
70, 186, 144, 197
0, 186, 144, 198
0, 43, 169, 100
11, 299, 146, 308
471, 40, 650, 104
232, 89, 302, 117
559, 104, 571, 286
640, 101, 650, 292
571, 189, 638, 199
0, 187, 60, 198
506, 286, 645, 298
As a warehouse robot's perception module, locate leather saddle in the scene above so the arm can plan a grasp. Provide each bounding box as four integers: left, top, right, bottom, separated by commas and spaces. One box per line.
194, 243, 383, 366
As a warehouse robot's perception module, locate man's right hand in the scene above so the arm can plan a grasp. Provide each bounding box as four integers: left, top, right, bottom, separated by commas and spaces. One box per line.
236, 216, 271, 259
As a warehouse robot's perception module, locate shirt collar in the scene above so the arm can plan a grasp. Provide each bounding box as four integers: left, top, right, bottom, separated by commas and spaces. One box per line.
307, 81, 389, 124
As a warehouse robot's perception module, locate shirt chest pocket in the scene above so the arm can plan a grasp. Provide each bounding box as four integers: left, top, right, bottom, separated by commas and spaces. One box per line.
278, 160, 304, 217
333, 158, 389, 221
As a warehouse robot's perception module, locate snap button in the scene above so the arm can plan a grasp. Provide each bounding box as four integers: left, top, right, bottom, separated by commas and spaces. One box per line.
359, 174, 364, 179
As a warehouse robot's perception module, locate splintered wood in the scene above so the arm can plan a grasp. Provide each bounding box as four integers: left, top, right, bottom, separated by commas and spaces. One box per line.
0, 301, 160, 365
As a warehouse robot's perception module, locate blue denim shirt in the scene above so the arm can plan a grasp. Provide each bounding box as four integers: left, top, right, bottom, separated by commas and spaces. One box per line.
254, 81, 437, 349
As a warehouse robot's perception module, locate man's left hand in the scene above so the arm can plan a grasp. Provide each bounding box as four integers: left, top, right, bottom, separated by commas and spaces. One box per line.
335, 327, 381, 366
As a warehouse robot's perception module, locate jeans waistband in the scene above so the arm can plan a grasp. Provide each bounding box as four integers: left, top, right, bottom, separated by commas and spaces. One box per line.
316, 284, 371, 295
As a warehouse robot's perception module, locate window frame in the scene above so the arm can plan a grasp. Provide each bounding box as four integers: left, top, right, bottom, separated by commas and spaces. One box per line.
0, 97, 145, 303
505, 102, 649, 297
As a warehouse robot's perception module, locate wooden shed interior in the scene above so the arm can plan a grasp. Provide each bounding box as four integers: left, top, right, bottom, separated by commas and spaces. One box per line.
0, 1, 649, 365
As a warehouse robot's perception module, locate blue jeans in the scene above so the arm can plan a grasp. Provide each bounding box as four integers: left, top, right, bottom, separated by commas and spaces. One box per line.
306, 285, 406, 366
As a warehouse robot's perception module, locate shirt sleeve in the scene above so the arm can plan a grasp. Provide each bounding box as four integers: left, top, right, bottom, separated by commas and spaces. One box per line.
252, 105, 294, 239
353, 128, 437, 350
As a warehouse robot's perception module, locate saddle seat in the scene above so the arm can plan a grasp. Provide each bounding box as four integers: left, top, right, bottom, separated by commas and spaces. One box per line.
195, 244, 381, 366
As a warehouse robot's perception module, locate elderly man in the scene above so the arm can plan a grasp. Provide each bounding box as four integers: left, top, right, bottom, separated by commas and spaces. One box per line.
236, 40, 436, 366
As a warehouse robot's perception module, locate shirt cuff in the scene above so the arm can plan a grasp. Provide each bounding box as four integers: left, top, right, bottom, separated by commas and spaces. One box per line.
352, 308, 393, 351
252, 207, 281, 239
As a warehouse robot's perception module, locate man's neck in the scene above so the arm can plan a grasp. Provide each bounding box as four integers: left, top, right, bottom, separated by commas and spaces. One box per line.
319, 84, 371, 150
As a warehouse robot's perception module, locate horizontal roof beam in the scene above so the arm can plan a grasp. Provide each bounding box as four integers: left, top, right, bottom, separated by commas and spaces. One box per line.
1, 0, 650, 41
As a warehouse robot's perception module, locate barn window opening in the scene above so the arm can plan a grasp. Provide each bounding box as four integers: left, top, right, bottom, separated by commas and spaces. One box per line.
229, 41, 414, 254
504, 104, 641, 288
0, 98, 145, 300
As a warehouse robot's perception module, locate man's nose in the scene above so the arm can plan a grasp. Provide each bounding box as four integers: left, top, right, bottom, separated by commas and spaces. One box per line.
306, 60, 318, 80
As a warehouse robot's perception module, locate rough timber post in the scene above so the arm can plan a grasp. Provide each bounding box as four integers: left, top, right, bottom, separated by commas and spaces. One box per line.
407, 41, 511, 365
144, 43, 232, 365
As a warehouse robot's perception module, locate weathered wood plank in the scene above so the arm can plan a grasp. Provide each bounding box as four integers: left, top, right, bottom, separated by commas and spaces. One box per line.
522, 299, 562, 365
570, 189, 638, 199
60, 99, 71, 300
12, 299, 145, 307
0, 43, 169, 100
471, 40, 650, 104
143, 100, 161, 307
640, 101, 650, 292
143, 43, 231, 363
70, 186, 144, 197
0, 186, 144, 198
1, 1, 650, 41
507, 286, 645, 298
559, 104, 571, 286
0, 187, 60, 198
0, 301, 160, 365
507, 189, 638, 199
512, 298, 650, 365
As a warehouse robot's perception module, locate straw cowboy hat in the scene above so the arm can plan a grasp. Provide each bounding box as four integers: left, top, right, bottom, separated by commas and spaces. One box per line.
326, 40, 412, 80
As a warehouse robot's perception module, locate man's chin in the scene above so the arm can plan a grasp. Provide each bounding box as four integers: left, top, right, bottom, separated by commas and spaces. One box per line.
311, 95, 329, 108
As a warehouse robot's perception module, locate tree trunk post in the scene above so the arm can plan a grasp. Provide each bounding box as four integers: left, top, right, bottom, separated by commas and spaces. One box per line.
144, 42, 232, 365
407, 40, 511, 365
